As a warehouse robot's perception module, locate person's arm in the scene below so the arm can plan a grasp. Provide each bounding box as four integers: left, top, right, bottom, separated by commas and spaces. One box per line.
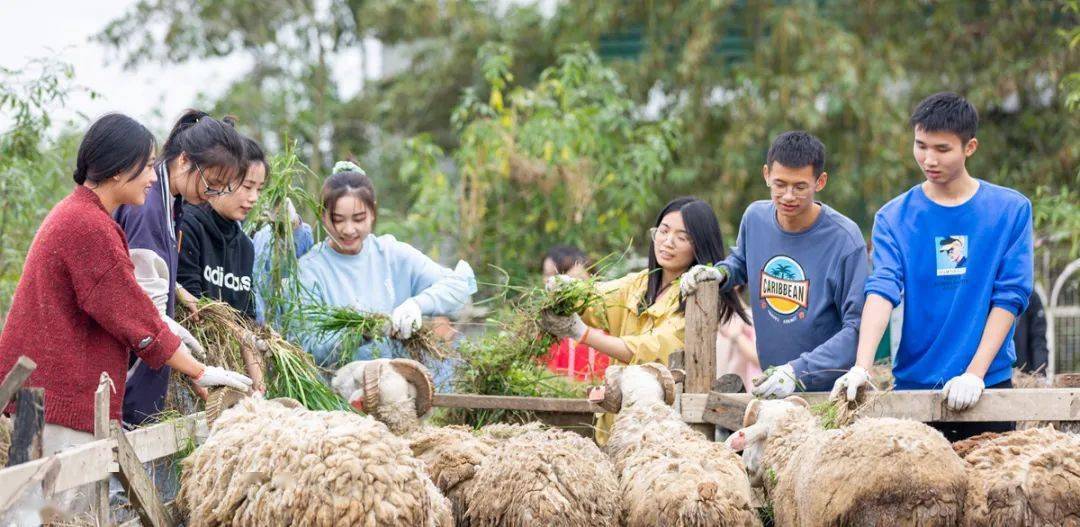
788, 247, 868, 388
586, 312, 684, 366
396, 240, 477, 315
854, 295, 892, 369
717, 211, 750, 292
856, 213, 905, 367
176, 219, 206, 298
580, 331, 634, 364
965, 307, 1018, 378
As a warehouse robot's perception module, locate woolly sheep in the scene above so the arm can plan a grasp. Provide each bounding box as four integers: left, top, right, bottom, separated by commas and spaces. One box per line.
727, 397, 967, 527
597, 363, 760, 527
957, 426, 1080, 526
178, 396, 452, 527
333, 359, 620, 526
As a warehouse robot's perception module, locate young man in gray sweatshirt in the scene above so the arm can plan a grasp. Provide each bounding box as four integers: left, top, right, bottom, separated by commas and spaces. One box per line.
682, 131, 867, 396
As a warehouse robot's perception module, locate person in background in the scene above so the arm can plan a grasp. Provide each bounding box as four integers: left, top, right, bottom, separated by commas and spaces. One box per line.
1013, 291, 1048, 375
540, 197, 748, 444
177, 136, 267, 319
292, 161, 476, 390
0, 113, 250, 469
715, 285, 760, 392
540, 245, 609, 382
115, 109, 247, 426
833, 92, 1033, 441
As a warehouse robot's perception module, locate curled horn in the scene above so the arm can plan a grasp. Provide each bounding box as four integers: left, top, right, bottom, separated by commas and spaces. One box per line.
362, 361, 383, 416
639, 363, 677, 406
598, 366, 624, 413
743, 399, 763, 427
389, 359, 434, 416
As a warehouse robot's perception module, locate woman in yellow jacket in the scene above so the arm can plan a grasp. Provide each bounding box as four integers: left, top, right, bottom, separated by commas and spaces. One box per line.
541, 197, 748, 443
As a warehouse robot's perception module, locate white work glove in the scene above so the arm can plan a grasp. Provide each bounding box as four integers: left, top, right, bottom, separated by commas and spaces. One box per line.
752, 364, 798, 399
390, 299, 423, 340
164, 316, 206, 359
539, 310, 587, 341
193, 366, 253, 391
545, 274, 577, 292
942, 373, 984, 411
679, 264, 728, 298
830, 365, 871, 401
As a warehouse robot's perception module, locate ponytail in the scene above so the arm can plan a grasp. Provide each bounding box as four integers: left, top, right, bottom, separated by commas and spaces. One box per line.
160, 109, 246, 187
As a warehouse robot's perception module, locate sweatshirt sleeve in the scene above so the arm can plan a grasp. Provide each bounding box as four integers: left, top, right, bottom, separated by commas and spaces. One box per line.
623, 313, 686, 365
789, 246, 867, 388
290, 263, 340, 367
115, 198, 170, 258
176, 218, 205, 298
394, 240, 477, 315
864, 211, 904, 306
69, 235, 179, 370
718, 210, 750, 292
990, 199, 1034, 316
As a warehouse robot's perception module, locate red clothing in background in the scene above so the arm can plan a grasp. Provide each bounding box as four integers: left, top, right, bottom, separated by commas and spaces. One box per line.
0, 186, 179, 433
545, 337, 609, 382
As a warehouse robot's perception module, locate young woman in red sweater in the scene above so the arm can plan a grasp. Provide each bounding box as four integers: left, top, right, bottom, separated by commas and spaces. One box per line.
0, 113, 251, 458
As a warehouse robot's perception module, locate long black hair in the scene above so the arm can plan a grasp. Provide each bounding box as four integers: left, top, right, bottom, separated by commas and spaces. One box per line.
73, 113, 156, 185
160, 109, 246, 187
642, 197, 749, 325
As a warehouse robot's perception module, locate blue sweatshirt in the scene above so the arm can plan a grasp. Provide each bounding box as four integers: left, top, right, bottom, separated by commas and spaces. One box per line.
293, 234, 476, 368
113, 162, 181, 425
865, 180, 1033, 389
719, 201, 868, 391
252, 222, 315, 324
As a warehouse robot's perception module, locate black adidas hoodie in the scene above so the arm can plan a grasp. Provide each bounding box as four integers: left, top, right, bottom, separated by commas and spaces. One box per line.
177, 203, 256, 319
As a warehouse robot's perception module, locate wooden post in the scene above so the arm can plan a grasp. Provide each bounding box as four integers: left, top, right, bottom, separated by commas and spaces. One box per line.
684, 280, 719, 438
94, 374, 112, 527
668, 351, 685, 415
0, 356, 37, 410
111, 421, 173, 527
6, 388, 44, 466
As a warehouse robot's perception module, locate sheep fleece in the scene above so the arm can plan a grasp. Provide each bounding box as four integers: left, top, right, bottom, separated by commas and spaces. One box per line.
770, 413, 967, 527
466, 429, 620, 526
178, 398, 452, 527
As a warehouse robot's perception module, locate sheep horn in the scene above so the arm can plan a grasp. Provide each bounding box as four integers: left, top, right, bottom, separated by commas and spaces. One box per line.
362, 361, 383, 416
389, 359, 434, 416
269, 397, 303, 409
783, 395, 810, 409
639, 363, 677, 406
597, 366, 624, 413
743, 399, 762, 427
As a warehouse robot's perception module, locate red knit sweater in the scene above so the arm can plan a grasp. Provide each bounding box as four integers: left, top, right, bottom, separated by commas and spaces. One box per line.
0, 186, 179, 433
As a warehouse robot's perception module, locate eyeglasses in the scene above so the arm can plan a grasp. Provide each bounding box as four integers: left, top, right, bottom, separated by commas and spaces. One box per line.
767, 180, 813, 199
649, 226, 692, 247
195, 161, 234, 197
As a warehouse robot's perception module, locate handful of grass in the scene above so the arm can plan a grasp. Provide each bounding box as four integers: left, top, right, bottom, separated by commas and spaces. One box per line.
301, 303, 448, 366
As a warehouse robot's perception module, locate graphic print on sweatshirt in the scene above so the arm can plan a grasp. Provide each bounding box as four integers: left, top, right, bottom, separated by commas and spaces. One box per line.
759, 255, 810, 323
935, 235, 968, 276
203, 265, 252, 292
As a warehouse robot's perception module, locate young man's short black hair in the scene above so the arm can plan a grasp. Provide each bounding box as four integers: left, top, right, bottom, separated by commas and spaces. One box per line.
766, 131, 826, 176
909, 92, 979, 144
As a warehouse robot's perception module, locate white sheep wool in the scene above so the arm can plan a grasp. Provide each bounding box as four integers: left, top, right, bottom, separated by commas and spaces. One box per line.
178, 398, 452, 527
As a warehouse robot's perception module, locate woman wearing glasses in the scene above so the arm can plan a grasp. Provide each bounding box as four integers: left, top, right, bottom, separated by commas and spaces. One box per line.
540, 196, 747, 444
115, 109, 247, 426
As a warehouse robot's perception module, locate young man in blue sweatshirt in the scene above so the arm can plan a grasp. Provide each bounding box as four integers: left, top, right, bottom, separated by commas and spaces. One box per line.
832, 92, 1033, 441
682, 131, 868, 397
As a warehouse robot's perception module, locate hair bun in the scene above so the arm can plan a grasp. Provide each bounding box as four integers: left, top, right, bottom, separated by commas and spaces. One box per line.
332, 160, 365, 176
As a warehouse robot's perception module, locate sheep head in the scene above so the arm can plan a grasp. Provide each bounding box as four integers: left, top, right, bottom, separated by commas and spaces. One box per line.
332, 359, 434, 429
724, 396, 809, 484
593, 363, 678, 412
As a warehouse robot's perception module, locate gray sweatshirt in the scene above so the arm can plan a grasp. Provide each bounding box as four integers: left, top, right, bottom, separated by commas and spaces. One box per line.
719, 201, 867, 391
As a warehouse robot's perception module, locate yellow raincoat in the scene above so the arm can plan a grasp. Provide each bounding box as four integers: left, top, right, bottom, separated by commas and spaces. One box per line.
582, 270, 685, 444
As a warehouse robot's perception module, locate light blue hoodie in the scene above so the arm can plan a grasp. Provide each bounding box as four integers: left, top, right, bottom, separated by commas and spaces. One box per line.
293, 233, 476, 371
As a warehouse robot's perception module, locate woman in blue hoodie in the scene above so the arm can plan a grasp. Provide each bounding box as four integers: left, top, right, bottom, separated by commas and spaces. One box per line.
292, 162, 475, 385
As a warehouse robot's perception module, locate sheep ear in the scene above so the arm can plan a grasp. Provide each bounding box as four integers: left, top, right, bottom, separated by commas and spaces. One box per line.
743, 399, 762, 427
389, 358, 434, 416
784, 396, 810, 409
331, 360, 368, 399
640, 363, 677, 406
669, 368, 686, 384
598, 370, 624, 413
362, 361, 383, 414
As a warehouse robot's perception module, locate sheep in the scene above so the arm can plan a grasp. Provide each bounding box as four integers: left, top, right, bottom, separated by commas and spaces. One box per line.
596, 363, 760, 527
727, 397, 968, 527
177, 396, 452, 527
956, 426, 1080, 526
333, 358, 621, 527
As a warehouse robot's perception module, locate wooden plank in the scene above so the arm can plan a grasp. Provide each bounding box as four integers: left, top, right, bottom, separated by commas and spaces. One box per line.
434, 394, 602, 413
94, 374, 111, 527
119, 501, 178, 527
684, 280, 719, 437
0, 356, 36, 410
0, 456, 58, 514
111, 421, 173, 527
6, 388, 44, 466
126, 412, 207, 463
703, 389, 1080, 426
